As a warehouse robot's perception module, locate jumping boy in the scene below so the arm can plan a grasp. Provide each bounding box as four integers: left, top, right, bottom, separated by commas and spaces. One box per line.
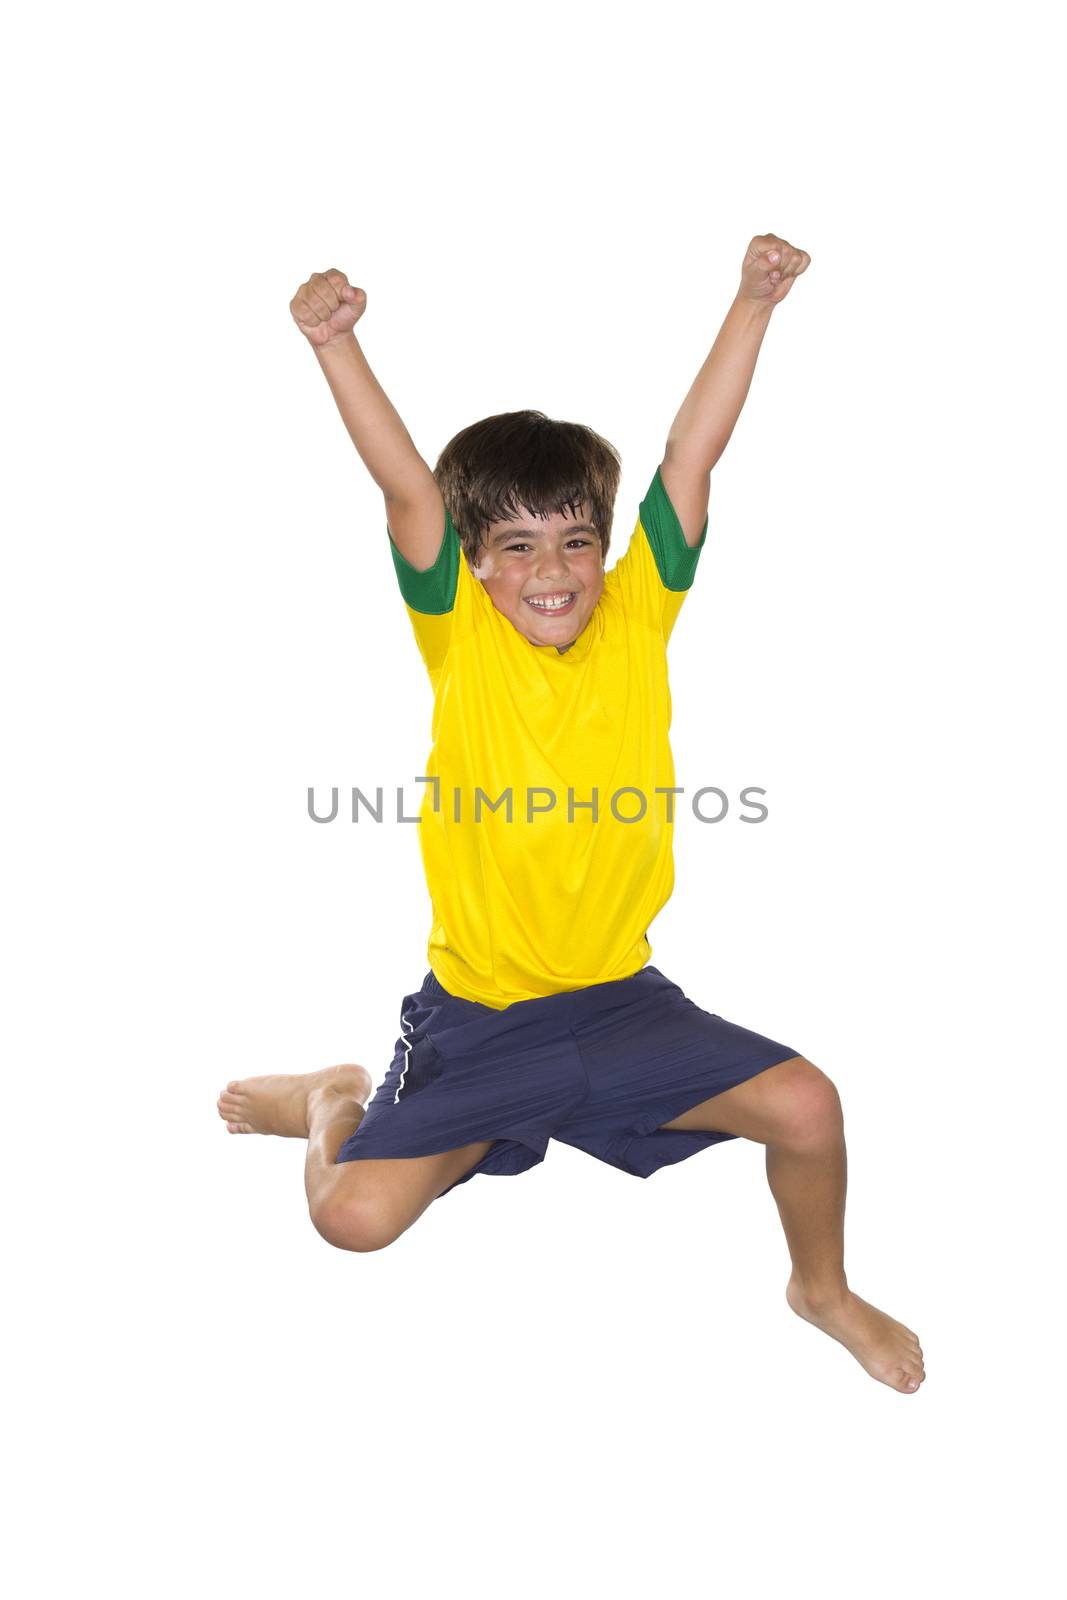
218, 235, 925, 1395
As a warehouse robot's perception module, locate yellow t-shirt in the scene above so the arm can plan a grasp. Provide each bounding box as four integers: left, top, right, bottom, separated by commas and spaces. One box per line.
387, 466, 707, 1009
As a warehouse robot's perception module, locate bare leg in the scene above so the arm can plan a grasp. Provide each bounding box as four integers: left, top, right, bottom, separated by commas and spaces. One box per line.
659, 1057, 926, 1394
303, 1080, 370, 1216
217, 1063, 495, 1251
765, 1132, 923, 1393
764, 1129, 847, 1296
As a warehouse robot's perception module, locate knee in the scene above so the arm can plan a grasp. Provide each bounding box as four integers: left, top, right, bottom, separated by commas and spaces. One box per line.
772, 1059, 844, 1150
311, 1194, 402, 1254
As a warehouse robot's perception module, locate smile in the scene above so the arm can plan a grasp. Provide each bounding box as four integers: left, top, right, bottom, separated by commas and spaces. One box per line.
524, 592, 577, 614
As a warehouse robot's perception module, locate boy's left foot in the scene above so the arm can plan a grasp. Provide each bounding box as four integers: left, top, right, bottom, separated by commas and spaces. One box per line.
216, 1063, 373, 1137
786, 1279, 926, 1394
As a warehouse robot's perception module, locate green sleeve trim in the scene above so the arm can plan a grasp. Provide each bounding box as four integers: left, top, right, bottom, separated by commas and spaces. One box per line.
638, 465, 709, 591
387, 508, 460, 614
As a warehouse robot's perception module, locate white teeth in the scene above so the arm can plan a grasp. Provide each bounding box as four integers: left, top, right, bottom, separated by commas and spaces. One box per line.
525, 593, 575, 611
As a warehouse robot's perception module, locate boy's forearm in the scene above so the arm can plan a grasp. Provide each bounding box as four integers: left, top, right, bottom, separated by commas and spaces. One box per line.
665, 295, 774, 473
313, 333, 436, 502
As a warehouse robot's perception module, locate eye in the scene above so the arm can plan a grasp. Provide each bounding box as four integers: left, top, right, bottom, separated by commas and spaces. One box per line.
501, 537, 594, 554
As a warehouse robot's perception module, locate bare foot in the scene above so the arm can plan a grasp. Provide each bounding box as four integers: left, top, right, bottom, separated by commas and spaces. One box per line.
216, 1063, 373, 1137
786, 1278, 926, 1394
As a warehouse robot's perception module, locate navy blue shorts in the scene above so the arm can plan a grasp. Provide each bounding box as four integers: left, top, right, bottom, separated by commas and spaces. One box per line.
336, 966, 799, 1197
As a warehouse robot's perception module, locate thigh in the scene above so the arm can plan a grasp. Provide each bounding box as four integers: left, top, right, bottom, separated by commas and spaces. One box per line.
658, 1055, 825, 1143
322, 1138, 497, 1250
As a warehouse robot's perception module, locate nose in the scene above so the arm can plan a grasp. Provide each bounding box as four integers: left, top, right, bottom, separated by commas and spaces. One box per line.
535, 543, 568, 582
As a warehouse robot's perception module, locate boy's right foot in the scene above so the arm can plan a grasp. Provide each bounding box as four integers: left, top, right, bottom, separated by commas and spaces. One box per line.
216, 1064, 373, 1137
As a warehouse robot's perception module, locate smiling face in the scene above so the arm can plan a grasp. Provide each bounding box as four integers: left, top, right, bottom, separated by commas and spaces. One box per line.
468, 501, 606, 649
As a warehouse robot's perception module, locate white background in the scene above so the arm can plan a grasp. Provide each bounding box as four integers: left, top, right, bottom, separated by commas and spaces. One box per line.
4, 1, 1063, 1595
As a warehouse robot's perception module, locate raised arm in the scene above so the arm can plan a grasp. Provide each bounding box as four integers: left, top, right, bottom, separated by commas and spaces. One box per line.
659, 234, 811, 547
290, 269, 446, 571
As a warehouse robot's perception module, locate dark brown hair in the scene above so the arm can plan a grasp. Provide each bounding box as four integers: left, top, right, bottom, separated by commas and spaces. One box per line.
433, 410, 622, 564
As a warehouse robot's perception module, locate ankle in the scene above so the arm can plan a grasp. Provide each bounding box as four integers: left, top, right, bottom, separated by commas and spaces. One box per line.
788, 1273, 850, 1310
307, 1084, 365, 1131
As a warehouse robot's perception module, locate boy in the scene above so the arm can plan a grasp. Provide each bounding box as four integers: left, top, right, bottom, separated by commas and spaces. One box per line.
218, 236, 925, 1395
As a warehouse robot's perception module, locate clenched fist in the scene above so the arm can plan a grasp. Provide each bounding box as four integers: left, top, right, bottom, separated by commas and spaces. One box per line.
739, 235, 811, 307
290, 269, 367, 348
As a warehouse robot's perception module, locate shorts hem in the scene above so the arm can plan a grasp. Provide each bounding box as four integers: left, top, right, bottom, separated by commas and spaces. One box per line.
627, 1046, 800, 1139
439, 1135, 547, 1195
336, 1125, 548, 1195
608, 1047, 801, 1178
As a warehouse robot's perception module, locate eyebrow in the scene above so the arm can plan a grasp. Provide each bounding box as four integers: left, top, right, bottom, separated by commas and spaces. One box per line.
490, 523, 598, 545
